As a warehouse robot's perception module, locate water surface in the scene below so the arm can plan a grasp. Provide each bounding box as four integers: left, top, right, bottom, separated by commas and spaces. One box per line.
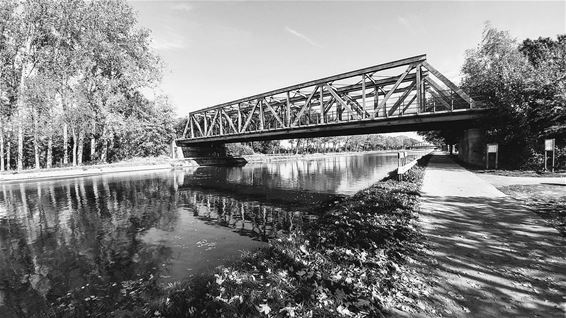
0, 151, 422, 316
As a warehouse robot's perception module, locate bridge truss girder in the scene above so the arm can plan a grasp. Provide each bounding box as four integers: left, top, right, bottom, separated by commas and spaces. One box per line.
178, 54, 478, 146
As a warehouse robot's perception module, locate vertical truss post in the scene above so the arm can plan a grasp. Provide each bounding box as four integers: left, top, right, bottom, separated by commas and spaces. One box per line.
432, 96, 436, 113
237, 103, 242, 132
182, 115, 190, 138
374, 85, 379, 118
362, 75, 367, 116
259, 100, 264, 130
451, 93, 454, 111
320, 86, 325, 124
286, 92, 291, 127
416, 64, 422, 113
203, 112, 208, 135
422, 81, 427, 111
190, 116, 194, 138
219, 109, 223, 135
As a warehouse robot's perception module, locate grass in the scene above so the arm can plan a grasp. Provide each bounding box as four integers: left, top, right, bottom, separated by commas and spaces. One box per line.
498, 184, 566, 236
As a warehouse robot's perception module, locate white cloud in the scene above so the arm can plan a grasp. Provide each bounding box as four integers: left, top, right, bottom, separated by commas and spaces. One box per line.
171, 3, 192, 12
285, 26, 322, 48
151, 27, 187, 51
397, 16, 416, 34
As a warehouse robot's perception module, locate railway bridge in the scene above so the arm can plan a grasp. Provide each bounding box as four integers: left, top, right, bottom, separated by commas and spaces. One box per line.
176, 54, 490, 165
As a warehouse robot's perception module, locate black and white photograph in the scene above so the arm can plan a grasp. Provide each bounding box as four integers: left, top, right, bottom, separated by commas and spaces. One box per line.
0, 0, 564, 317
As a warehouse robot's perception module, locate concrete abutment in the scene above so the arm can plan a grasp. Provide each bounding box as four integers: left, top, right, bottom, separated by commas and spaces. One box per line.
458, 128, 485, 167
175, 143, 247, 166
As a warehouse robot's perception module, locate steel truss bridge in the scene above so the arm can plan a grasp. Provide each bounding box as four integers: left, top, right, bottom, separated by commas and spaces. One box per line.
177, 54, 488, 147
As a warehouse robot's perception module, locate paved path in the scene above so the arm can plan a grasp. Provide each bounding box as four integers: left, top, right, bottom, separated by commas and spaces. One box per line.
416, 153, 566, 318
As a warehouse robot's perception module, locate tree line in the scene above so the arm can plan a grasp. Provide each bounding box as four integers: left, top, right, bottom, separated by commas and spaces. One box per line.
422, 25, 565, 169
0, 0, 175, 172
224, 135, 426, 156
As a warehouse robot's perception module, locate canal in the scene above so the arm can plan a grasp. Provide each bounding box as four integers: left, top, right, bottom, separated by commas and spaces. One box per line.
0, 151, 424, 316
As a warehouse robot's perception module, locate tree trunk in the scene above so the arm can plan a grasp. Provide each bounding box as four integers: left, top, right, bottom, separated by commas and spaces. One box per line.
90, 136, 96, 163
107, 137, 114, 163
0, 118, 4, 172
46, 134, 53, 169
17, 121, 23, 171
72, 127, 77, 166
6, 135, 10, 171
16, 38, 32, 172
100, 140, 107, 163
90, 120, 96, 162
100, 127, 108, 163
33, 108, 40, 170
77, 129, 84, 165
63, 123, 68, 165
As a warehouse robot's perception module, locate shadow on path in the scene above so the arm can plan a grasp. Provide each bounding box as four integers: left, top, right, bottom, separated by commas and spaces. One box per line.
415, 154, 566, 318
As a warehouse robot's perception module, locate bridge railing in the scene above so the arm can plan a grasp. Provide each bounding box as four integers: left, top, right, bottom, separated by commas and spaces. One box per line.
180, 54, 479, 141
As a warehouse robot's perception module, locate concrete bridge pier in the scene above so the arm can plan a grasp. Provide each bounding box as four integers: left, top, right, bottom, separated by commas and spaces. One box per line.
458, 128, 485, 167
178, 143, 247, 166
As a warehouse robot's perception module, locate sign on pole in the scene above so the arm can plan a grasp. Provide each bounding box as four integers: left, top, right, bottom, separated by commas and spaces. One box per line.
544, 139, 555, 172
486, 143, 499, 169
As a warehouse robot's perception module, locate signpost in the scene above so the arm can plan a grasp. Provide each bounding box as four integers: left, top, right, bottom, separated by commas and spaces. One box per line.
486, 143, 498, 169
544, 139, 555, 172
398, 151, 407, 167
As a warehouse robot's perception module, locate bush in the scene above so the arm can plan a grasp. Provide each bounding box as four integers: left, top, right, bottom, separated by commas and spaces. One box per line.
226, 143, 255, 156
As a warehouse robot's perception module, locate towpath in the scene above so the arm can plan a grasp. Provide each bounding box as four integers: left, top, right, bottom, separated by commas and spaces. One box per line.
416, 153, 566, 317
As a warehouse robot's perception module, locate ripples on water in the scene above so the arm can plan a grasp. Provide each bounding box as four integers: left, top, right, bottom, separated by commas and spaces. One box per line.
0, 151, 423, 316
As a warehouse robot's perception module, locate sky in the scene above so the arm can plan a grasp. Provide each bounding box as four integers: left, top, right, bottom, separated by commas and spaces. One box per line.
130, 0, 565, 117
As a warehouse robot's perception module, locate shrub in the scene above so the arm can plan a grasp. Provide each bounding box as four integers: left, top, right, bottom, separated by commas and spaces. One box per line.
226, 143, 255, 156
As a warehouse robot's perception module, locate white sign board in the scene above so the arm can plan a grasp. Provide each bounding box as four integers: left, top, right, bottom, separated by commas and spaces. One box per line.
487, 144, 498, 153
545, 139, 555, 151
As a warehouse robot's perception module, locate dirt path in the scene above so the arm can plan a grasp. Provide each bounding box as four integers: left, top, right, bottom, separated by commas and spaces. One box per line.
415, 153, 566, 317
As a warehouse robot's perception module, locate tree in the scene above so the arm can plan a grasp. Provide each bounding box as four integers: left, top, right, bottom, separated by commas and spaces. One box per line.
460, 24, 565, 168
0, 0, 172, 170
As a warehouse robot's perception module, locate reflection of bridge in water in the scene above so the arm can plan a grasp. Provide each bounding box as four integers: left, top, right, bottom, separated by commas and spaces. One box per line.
179, 190, 315, 241
174, 167, 332, 241
174, 151, 424, 240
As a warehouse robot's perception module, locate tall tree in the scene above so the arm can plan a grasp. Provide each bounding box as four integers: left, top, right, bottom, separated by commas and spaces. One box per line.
0, 0, 173, 170
461, 24, 565, 167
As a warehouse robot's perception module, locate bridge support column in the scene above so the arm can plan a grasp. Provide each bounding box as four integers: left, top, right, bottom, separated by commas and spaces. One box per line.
458, 128, 484, 167
179, 143, 247, 166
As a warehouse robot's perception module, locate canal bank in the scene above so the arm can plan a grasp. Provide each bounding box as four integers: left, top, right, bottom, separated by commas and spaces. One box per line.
0, 158, 199, 183
0, 149, 432, 183
141, 155, 433, 317
0, 151, 432, 317
32, 154, 433, 317
243, 149, 432, 164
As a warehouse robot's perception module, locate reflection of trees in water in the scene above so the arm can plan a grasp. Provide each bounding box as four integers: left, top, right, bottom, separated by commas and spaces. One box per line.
0, 173, 180, 317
